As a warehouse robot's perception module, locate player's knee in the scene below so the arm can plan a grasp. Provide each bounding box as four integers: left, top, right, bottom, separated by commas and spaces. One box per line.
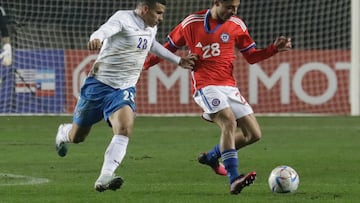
252, 131, 262, 142
224, 119, 237, 130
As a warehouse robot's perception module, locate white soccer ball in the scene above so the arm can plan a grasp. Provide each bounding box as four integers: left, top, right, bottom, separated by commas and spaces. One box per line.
268, 165, 299, 193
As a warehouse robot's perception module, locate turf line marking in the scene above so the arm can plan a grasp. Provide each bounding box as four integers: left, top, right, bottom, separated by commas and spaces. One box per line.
0, 173, 49, 186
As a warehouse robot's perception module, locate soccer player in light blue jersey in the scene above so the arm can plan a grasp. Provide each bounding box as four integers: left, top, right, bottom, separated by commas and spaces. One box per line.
55, 0, 197, 192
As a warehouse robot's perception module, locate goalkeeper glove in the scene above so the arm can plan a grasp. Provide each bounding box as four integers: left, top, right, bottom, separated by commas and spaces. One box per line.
0, 43, 12, 66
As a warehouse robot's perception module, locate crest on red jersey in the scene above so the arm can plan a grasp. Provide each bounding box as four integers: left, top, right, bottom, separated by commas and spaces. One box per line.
220, 33, 230, 43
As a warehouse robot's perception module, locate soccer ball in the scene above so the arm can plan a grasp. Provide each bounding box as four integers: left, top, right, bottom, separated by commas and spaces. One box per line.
268, 165, 299, 193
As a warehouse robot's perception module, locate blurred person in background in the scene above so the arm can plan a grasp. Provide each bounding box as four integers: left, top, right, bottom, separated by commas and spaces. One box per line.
0, 6, 12, 66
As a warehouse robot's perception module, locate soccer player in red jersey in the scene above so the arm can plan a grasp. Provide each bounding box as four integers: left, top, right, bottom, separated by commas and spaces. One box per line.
144, 0, 291, 194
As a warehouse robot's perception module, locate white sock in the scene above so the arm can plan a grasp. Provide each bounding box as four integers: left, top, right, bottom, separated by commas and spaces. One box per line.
100, 135, 129, 176
60, 123, 72, 143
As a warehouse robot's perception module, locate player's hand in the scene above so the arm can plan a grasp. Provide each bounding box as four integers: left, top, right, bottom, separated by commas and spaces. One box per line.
274, 36, 292, 52
88, 39, 102, 51
179, 53, 199, 70
0, 43, 12, 66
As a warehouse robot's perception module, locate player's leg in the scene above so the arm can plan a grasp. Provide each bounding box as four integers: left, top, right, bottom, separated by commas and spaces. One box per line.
234, 114, 262, 150
198, 115, 261, 177
55, 98, 102, 157
55, 77, 105, 157
55, 123, 91, 157
211, 108, 241, 181
198, 113, 226, 175
195, 86, 243, 176
210, 107, 256, 194
194, 87, 228, 176
55, 101, 101, 157
205, 104, 261, 157
195, 86, 257, 194
94, 106, 134, 192
94, 87, 136, 192
198, 144, 227, 176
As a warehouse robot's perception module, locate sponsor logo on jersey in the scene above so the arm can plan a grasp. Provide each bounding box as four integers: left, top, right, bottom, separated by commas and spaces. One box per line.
195, 42, 203, 48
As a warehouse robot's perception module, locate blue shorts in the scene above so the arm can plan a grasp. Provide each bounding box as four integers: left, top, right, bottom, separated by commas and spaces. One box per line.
73, 77, 136, 127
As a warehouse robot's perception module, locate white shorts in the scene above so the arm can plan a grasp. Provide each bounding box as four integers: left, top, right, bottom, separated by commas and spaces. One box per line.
193, 86, 253, 121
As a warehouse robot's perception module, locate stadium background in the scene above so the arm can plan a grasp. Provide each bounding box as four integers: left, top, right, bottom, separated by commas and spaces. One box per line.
0, 0, 352, 114
1, 0, 350, 49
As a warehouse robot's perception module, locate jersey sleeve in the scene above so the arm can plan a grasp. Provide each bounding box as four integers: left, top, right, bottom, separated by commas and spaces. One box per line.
90, 11, 123, 42
144, 22, 186, 70
241, 44, 277, 64
143, 41, 178, 70
236, 33, 256, 52
167, 23, 186, 48
232, 18, 277, 64
150, 40, 180, 65
233, 19, 256, 52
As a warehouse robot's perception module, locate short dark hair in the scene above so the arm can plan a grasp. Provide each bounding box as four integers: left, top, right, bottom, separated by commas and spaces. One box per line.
137, 0, 167, 8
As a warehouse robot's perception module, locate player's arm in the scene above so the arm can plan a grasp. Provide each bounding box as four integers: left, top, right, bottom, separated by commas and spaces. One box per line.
149, 40, 197, 70
150, 40, 181, 64
242, 36, 292, 64
144, 41, 178, 70
144, 23, 186, 70
88, 11, 123, 51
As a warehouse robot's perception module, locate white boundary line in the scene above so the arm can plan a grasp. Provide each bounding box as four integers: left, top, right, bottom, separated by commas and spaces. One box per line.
0, 173, 49, 186
0, 113, 350, 116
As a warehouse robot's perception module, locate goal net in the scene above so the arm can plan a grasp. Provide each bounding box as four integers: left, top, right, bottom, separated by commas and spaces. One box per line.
0, 0, 352, 115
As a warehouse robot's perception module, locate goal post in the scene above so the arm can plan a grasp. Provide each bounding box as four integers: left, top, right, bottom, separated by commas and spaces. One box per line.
0, 0, 354, 115
351, 0, 360, 115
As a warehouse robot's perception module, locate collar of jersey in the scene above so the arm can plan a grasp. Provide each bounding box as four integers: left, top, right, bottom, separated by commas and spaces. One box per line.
133, 10, 147, 29
204, 9, 223, 34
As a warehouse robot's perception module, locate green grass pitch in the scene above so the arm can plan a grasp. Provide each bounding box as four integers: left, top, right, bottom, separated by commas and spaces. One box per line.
0, 116, 359, 203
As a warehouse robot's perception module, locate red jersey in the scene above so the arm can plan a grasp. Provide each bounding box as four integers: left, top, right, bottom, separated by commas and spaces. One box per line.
168, 9, 255, 92
144, 9, 278, 93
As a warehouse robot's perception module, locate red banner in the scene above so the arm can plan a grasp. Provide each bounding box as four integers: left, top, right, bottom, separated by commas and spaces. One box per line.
65, 50, 350, 115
